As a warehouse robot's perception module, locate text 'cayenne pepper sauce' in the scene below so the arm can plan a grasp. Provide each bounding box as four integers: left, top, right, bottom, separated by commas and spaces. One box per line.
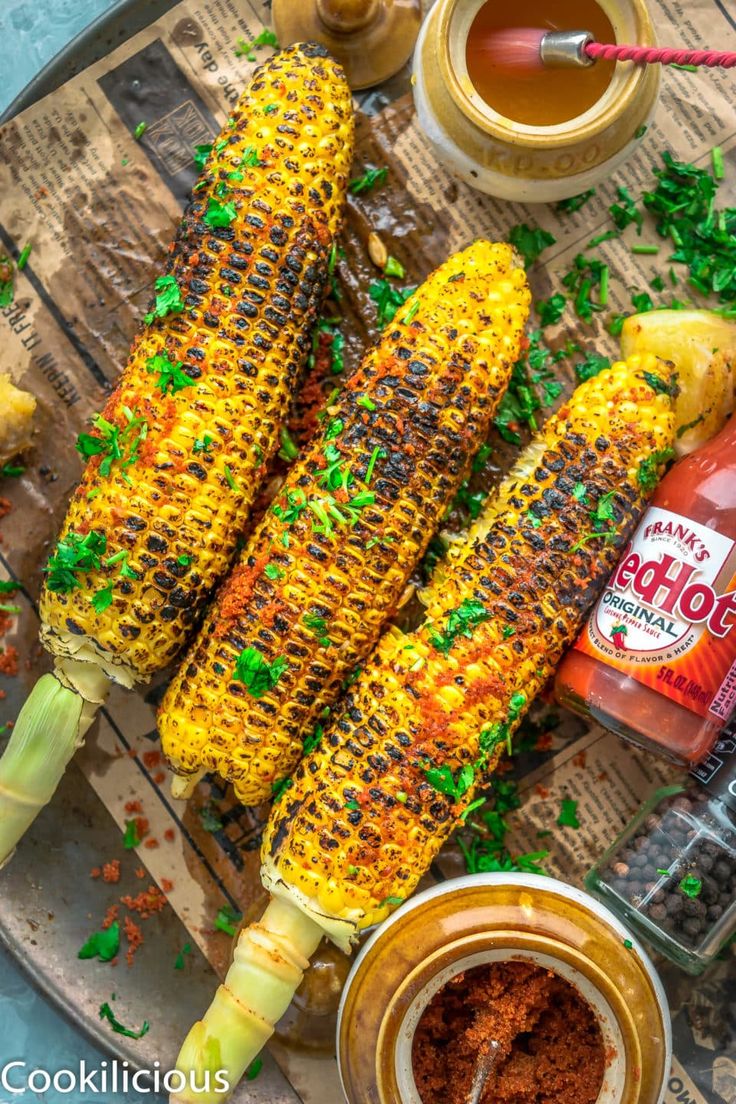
556, 412, 736, 765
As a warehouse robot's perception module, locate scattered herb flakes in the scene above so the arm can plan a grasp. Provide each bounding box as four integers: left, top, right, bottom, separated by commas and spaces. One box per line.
303, 612, 332, 648
631, 243, 659, 255
623, 938, 634, 949
384, 255, 405, 279
428, 598, 490, 656
587, 229, 619, 249
264, 562, 284, 581
493, 330, 568, 444
145, 353, 193, 395
423, 761, 475, 802
0, 581, 20, 595
234, 646, 287, 698
369, 279, 416, 327
204, 196, 237, 228
271, 777, 294, 802
640, 369, 677, 397
223, 464, 239, 492
174, 943, 193, 970
650, 274, 666, 292
133, 121, 147, 140
631, 291, 655, 314
348, 166, 388, 194
17, 243, 32, 270
123, 819, 142, 849
78, 921, 120, 962
144, 274, 184, 324
91, 583, 114, 615
556, 189, 596, 214
712, 146, 725, 181
536, 293, 566, 327
357, 395, 377, 412
193, 433, 213, 454
574, 352, 610, 384
609, 184, 643, 233
679, 874, 703, 898
1, 463, 25, 478
404, 299, 420, 324
278, 426, 299, 462
245, 1058, 263, 1082
99, 1002, 150, 1040
637, 448, 674, 492
45, 530, 107, 594
643, 150, 736, 303
76, 408, 148, 481
456, 778, 548, 876
508, 223, 556, 267
302, 724, 324, 757
471, 442, 493, 473
0, 254, 15, 306
199, 804, 224, 833
607, 312, 628, 337
378, 895, 404, 908
557, 798, 580, 829
364, 446, 385, 486
450, 480, 486, 521
214, 905, 243, 937
561, 252, 609, 323
193, 143, 212, 170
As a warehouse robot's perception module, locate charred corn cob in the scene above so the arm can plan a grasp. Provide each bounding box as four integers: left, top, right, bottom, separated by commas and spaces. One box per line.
159, 241, 530, 804
172, 353, 678, 1101
0, 43, 353, 864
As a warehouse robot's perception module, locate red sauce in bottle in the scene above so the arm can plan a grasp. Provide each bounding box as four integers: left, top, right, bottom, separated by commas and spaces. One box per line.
556, 413, 736, 765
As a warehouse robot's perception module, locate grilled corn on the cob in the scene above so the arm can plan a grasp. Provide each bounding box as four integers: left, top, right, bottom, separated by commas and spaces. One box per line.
173, 353, 677, 1101
0, 42, 353, 864
159, 241, 530, 804
41, 42, 354, 687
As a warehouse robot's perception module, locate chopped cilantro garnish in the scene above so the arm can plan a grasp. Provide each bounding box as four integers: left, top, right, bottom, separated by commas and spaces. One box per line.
234, 647, 287, 698
428, 598, 490, 656
264, 562, 284, 581
1, 463, 24, 478
556, 189, 596, 214
76, 408, 148, 482
0, 255, 14, 307
17, 243, 32, 270
561, 253, 609, 323
324, 418, 344, 441
471, 442, 493, 473
364, 446, 385, 486
635, 124, 648, 139
145, 353, 192, 395
174, 943, 193, 970
679, 874, 702, 898
0, 581, 20, 595
199, 804, 223, 832
134, 121, 147, 140
223, 465, 239, 492
607, 313, 628, 336
623, 938, 634, 949
45, 530, 107, 593
536, 293, 566, 327
193, 143, 212, 170
574, 352, 610, 383
123, 819, 141, 849
712, 146, 725, 181
378, 895, 404, 908
144, 274, 184, 324
369, 279, 416, 327
609, 184, 642, 233
245, 1058, 263, 1082
214, 905, 242, 936
508, 223, 556, 267
348, 166, 388, 195
637, 449, 674, 492
557, 798, 580, 829
384, 255, 405, 279
272, 777, 294, 802
91, 583, 114, 614
640, 369, 677, 396
278, 426, 299, 462
631, 243, 659, 255
99, 1002, 149, 1040
193, 434, 213, 454
631, 291, 655, 313
303, 612, 332, 648
302, 723, 323, 756
404, 299, 420, 324
357, 395, 376, 412
78, 920, 120, 962
572, 482, 589, 504
204, 196, 237, 228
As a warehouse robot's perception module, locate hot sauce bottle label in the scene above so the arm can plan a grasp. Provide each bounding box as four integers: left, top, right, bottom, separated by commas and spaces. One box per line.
574, 506, 736, 719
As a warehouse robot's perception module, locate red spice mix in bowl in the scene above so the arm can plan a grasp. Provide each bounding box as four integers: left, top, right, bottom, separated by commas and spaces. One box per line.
411, 959, 605, 1104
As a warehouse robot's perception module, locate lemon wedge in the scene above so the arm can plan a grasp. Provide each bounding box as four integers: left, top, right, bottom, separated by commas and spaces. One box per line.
621, 310, 736, 455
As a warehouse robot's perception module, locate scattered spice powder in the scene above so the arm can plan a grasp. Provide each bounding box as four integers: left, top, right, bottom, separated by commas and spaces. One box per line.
120, 885, 167, 920
161, 878, 174, 893
90, 867, 101, 880
142, 750, 162, 770
164, 828, 176, 843
412, 961, 605, 1104
135, 867, 146, 879
144, 838, 159, 849
101, 904, 120, 930
0, 646, 19, 676
0, 498, 11, 521
123, 915, 144, 967
102, 860, 121, 884
153, 771, 166, 785
124, 800, 143, 814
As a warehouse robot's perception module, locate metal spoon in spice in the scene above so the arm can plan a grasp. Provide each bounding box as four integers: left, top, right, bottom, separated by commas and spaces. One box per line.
466, 1038, 501, 1104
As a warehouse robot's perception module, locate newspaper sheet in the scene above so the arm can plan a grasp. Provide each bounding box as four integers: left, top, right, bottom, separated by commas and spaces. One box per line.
1, 0, 735, 1100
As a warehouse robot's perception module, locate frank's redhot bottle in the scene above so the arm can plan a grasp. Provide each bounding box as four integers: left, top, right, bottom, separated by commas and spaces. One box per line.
556, 412, 736, 764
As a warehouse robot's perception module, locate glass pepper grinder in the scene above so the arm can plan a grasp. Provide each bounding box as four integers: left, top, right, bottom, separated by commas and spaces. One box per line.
585, 723, 736, 974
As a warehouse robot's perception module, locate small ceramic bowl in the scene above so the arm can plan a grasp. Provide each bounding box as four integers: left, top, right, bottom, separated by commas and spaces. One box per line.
337, 873, 671, 1104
